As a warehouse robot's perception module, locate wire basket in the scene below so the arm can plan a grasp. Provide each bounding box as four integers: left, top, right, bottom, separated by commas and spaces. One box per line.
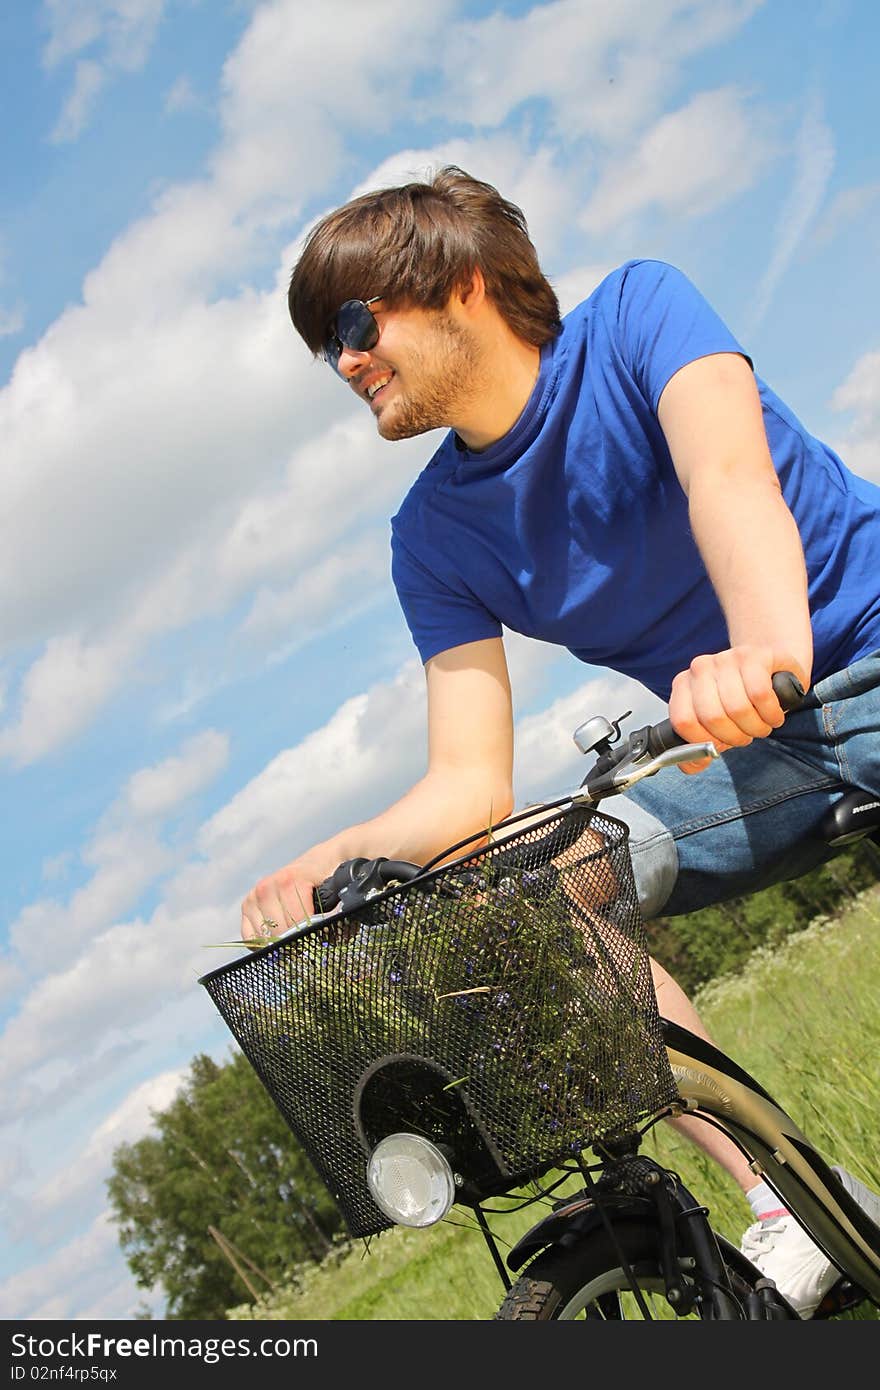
200, 804, 679, 1237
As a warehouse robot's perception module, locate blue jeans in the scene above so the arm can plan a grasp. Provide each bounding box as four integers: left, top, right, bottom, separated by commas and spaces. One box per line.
610, 651, 880, 919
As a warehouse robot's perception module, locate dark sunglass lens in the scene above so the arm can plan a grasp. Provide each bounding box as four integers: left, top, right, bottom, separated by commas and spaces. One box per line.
324, 334, 342, 371
324, 300, 380, 374
336, 300, 380, 353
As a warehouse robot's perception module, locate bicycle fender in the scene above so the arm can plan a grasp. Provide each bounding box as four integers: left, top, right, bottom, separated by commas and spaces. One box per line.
506, 1192, 652, 1272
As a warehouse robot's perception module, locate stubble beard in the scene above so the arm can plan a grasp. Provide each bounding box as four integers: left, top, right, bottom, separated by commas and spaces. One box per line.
375, 313, 485, 442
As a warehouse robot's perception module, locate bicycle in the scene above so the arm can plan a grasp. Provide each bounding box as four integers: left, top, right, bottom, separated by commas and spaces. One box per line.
200, 673, 880, 1320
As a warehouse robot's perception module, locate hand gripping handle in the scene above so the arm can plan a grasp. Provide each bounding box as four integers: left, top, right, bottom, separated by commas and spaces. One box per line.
646, 670, 806, 755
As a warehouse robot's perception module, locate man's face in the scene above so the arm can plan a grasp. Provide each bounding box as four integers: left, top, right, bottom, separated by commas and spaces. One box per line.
335, 298, 483, 441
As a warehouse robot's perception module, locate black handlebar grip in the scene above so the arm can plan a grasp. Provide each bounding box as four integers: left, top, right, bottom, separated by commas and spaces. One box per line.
646, 717, 682, 755
312, 857, 369, 913
646, 670, 805, 756
313, 856, 423, 913
771, 670, 806, 712
313, 876, 338, 912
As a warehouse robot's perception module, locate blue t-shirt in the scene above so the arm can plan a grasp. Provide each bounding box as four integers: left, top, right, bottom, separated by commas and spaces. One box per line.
390, 260, 880, 700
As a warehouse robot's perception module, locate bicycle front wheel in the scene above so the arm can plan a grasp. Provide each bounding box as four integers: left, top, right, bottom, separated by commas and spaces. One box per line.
495, 1221, 763, 1320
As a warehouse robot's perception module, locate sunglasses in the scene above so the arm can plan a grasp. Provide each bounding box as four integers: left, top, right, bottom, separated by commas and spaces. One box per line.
323, 296, 382, 374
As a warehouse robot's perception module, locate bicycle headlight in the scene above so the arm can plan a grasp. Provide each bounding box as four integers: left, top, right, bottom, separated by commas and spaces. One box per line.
366, 1133, 457, 1227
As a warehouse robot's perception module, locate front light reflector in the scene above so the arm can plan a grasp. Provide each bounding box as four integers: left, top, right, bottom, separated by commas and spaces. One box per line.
366, 1133, 456, 1227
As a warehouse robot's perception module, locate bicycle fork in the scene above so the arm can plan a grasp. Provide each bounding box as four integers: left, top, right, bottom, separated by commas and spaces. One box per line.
506, 1152, 775, 1318
612, 1158, 749, 1318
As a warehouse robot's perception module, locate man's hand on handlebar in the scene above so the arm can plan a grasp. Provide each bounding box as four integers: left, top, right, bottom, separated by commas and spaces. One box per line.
668, 646, 810, 774
241, 856, 326, 942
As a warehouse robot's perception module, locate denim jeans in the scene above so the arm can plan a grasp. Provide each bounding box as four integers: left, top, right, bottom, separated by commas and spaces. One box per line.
609, 651, 880, 919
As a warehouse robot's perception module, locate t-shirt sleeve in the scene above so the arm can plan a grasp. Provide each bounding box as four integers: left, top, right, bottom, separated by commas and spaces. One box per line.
615, 260, 752, 412
390, 526, 502, 664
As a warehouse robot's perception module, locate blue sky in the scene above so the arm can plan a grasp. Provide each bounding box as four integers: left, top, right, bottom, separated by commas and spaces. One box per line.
1, 0, 878, 1321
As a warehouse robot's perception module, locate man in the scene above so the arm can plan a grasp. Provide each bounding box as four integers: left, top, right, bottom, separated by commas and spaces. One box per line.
241, 167, 880, 1315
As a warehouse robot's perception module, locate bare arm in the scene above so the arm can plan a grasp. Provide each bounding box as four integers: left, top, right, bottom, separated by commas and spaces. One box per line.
240, 637, 514, 939
657, 352, 812, 767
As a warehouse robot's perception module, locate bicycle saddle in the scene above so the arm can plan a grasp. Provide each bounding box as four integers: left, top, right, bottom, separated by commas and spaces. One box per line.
819, 787, 880, 847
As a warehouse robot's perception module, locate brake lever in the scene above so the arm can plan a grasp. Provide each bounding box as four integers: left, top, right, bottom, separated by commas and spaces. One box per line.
575, 738, 719, 803
609, 740, 719, 790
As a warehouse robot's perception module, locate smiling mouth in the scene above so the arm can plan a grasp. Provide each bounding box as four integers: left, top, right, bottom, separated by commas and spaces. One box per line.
365, 371, 394, 404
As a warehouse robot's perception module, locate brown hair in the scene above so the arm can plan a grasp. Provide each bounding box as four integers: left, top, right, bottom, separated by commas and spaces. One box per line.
288, 166, 561, 353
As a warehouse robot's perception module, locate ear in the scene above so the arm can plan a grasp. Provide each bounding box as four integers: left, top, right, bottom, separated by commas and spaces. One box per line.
457, 266, 486, 313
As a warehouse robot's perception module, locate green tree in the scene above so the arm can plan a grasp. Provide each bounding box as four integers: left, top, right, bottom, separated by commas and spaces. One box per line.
107, 1050, 344, 1319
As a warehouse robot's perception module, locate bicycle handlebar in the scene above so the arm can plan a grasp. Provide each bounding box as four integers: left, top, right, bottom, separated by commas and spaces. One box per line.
311, 671, 806, 917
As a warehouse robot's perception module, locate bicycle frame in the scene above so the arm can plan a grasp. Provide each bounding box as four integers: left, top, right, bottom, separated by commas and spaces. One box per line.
664, 1018, 880, 1301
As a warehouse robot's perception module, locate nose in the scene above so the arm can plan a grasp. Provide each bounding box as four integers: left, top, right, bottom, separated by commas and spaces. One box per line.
337, 344, 372, 381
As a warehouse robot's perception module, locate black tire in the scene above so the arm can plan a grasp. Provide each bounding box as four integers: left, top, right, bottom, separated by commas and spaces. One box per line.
495, 1220, 768, 1320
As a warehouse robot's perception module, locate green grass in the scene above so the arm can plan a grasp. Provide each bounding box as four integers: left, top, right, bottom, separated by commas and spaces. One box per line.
228, 887, 880, 1321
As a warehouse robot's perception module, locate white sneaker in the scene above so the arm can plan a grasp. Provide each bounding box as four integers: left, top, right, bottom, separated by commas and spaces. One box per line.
740, 1213, 840, 1318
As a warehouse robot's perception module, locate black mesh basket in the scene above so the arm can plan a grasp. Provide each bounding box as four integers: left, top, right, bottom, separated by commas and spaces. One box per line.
200, 804, 679, 1237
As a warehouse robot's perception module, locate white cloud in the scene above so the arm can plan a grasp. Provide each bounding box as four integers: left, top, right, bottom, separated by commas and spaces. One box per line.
0, 917, 197, 1113
217, 414, 423, 598
832, 351, 880, 419
0, 954, 23, 1004
514, 672, 667, 805
0, 1141, 25, 1192
0, 630, 134, 765
43, 0, 167, 142
0, 1209, 140, 1321
0, 1064, 189, 1273
5, 731, 230, 976
747, 95, 836, 332
123, 730, 230, 819
50, 57, 107, 142
35, 1068, 186, 1226
0, 304, 25, 337
581, 86, 772, 234
8, 835, 170, 973
2, 0, 466, 764
42, 850, 75, 882
0, 288, 329, 758
0, 2, 770, 768
42, 0, 166, 70
811, 181, 880, 249
211, 0, 456, 228
0, 659, 425, 1128
164, 74, 199, 114
552, 262, 617, 316
430, 0, 764, 147
196, 666, 426, 890
238, 531, 390, 652
830, 349, 880, 484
